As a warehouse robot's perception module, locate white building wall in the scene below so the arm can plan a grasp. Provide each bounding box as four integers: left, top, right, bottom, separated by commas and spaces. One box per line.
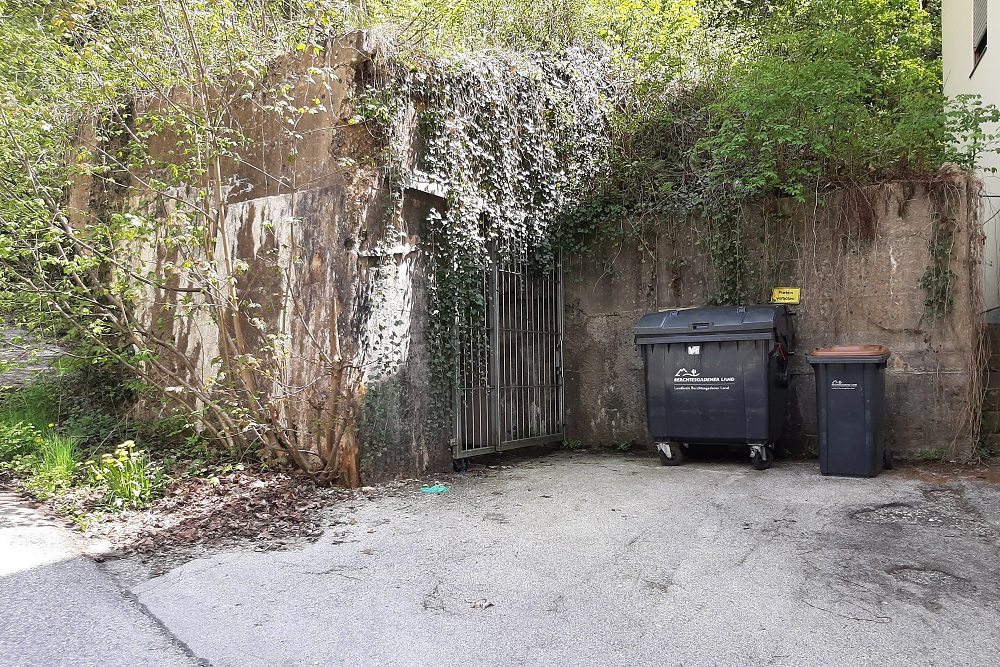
943, 0, 1000, 320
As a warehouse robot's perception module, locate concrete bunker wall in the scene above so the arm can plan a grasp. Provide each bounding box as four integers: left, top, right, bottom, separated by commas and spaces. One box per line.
133, 33, 452, 481
124, 30, 983, 475
564, 176, 984, 458
129, 32, 610, 480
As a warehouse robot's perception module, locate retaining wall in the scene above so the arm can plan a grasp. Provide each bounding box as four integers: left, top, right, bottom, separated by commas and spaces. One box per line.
564, 176, 984, 458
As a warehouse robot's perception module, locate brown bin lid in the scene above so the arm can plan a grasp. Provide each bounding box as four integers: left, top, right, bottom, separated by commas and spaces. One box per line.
809, 344, 890, 357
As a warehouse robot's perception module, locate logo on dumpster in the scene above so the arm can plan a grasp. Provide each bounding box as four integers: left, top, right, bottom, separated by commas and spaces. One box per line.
831, 379, 859, 390
672, 367, 736, 391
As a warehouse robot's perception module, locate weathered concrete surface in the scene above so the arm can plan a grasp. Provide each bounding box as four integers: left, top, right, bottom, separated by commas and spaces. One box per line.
108, 452, 1000, 667
129, 33, 451, 482
136, 32, 382, 206
0, 492, 198, 667
137, 182, 448, 481
565, 177, 983, 457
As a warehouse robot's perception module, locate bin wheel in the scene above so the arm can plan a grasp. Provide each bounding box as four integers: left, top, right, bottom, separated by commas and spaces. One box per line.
751, 445, 774, 471
657, 443, 685, 466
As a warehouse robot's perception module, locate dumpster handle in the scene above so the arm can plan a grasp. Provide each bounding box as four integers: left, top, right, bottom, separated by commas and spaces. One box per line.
773, 343, 791, 388
692, 322, 710, 330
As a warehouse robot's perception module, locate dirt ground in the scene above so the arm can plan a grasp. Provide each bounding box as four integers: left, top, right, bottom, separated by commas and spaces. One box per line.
100, 450, 1000, 667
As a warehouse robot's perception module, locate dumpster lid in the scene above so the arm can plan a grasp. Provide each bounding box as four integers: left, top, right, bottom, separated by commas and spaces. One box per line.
634, 305, 789, 336
808, 345, 890, 358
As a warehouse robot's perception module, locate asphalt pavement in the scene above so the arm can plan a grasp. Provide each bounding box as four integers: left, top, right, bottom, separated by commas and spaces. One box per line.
0, 491, 199, 667
105, 452, 1000, 667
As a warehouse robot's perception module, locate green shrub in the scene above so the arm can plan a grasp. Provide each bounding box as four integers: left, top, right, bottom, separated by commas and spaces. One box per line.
697, 0, 947, 198
0, 419, 45, 464
977, 438, 1000, 460
911, 447, 946, 462
86, 440, 166, 510
0, 385, 54, 472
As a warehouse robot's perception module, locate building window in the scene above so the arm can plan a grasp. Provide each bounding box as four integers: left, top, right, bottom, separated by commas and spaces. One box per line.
974, 0, 988, 71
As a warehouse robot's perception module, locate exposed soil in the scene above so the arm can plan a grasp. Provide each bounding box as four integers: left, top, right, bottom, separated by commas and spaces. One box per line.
892, 459, 1000, 484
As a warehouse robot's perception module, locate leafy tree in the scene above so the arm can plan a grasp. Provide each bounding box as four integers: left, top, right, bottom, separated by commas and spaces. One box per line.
1, 0, 366, 483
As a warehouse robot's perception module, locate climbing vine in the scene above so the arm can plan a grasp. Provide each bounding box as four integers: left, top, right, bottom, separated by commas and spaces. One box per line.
357, 48, 612, 431
918, 206, 958, 320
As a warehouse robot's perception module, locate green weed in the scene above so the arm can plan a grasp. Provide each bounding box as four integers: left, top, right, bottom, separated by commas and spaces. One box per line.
911, 447, 946, 462
978, 443, 1000, 459
0, 419, 45, 465
0, 382, 56, 429
0, 384, 58, 478
0, 385, 82, 497
86, 440, 165, 510
614, 440, 634, 452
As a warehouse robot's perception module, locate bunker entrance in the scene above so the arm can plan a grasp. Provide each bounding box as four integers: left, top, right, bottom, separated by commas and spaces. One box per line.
453, 249, 564, 458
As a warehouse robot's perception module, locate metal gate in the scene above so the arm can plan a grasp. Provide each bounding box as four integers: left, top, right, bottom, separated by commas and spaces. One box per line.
452, 253, 564, 458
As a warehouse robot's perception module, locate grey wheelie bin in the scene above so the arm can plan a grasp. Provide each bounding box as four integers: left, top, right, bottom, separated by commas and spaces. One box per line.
634, 305, 795, 470
806, 345, 891, 477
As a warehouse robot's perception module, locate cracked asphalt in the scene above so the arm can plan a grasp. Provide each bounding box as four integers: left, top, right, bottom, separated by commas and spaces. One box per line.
5, 451, 1000, 666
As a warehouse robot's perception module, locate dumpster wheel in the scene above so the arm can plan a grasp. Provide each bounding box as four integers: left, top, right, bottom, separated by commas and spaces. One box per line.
750, 444, 774, 471
657, 442, 685, 466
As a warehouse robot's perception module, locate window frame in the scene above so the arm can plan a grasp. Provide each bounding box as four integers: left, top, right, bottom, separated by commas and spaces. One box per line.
973, 0, 988, 76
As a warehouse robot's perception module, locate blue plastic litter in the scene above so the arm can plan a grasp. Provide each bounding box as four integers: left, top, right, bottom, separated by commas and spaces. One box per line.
420, 484, 449, 494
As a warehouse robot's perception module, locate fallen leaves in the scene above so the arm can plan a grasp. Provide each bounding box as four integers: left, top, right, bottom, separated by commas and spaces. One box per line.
86, 468, 339, 558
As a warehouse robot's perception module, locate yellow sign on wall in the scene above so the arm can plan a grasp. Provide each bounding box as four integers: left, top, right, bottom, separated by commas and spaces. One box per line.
771, 287, 801, 304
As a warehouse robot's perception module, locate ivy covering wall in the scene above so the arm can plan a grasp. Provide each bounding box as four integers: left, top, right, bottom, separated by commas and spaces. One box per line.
2, 0, 999, 476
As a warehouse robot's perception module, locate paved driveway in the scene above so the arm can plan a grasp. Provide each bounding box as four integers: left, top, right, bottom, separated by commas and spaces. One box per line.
108, 452, 1000, 667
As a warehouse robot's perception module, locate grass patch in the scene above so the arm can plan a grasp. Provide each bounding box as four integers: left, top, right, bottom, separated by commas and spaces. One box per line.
0, 384, 80, 498
26, 434, 79, 497
1, 370, 252, 515
0, 382, 56, 429
0, 380, 164, 507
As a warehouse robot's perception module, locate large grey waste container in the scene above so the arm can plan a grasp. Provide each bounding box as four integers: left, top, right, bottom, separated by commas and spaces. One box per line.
807, 345, 891, 477
634, 305, 795, 470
